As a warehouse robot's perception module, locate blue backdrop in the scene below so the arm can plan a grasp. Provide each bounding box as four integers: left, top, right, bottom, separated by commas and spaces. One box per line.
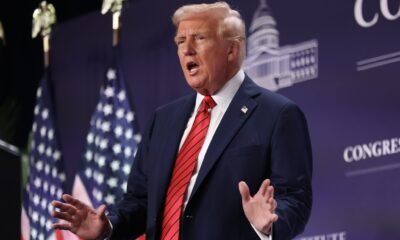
49, 0, 400, 239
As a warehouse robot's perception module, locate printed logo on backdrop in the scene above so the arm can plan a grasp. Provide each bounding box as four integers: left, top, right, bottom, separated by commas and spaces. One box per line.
354, 0, 400, 71
354, 0, 400, 28
244, 0, 319, 92
296, 231, 346, 240
343, 137, 400, 177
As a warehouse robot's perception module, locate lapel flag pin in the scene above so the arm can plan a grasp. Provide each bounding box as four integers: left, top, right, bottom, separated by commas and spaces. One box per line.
241, 105, 248, 114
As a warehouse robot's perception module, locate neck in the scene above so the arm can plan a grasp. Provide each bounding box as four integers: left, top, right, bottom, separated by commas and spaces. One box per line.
196, 67, 241, 96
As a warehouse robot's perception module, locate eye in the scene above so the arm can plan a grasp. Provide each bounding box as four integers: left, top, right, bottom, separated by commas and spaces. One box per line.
175, 37, 185, 46
194, 35, 206, 41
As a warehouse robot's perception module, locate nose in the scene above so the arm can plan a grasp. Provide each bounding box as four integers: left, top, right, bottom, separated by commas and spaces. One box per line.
182, 40, 195, 56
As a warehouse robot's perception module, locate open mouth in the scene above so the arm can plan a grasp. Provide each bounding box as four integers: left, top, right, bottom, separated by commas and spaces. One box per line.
186, 61, 199, 75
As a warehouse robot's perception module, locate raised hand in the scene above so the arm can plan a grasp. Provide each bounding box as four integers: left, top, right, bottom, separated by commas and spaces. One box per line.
238, 179, 278, 235
51, 194, 111, 240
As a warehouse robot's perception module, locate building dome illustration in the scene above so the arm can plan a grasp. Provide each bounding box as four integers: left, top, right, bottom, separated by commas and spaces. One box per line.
248, 0, 279, 57
244, 0, 318, 92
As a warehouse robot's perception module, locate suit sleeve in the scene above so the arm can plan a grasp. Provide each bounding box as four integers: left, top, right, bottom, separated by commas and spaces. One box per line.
107, 113, 156, 240
270, 102, 313, 240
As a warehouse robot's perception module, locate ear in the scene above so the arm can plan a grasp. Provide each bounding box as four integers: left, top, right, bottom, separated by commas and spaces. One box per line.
227, 42, 239, 62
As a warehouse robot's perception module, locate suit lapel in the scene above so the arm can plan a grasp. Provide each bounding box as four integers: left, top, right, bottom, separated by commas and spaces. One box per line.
188, 76, 261, 202
152, 94, 196, 219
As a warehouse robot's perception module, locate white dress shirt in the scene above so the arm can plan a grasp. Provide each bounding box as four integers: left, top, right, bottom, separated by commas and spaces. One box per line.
179, 69, 271, 240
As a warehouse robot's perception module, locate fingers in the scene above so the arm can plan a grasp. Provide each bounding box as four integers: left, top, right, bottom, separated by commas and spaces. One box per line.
268, 182, 274, 199
257, 179, 271, 196
238, 181, 251, 203
63, 194, 86, 210
265, 185, 274, 202
259, 179, 275, 206
266, 185, 277, 214
52, 210, 74, 222
96, 204, 107, 217
270, 213, 279, 223
51, 200, 77, 215
240, 179, 275, 201
51, 201, 77, 224
268, 197, 277, 211
52, 222, 71, 231
258, 179, 277, 213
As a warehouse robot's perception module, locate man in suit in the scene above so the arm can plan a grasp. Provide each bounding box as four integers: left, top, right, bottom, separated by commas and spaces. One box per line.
52, 2, 312, 240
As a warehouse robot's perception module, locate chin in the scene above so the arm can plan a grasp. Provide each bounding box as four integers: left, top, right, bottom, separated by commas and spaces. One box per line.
186, 78, 204, 88
187, 83, 207, 94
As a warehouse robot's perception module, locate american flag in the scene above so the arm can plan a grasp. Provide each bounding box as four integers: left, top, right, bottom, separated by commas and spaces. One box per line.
21, 73, 66, 240
72, 65, 141, 212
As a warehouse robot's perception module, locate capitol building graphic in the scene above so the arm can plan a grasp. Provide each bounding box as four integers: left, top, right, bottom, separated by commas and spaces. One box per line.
244, 0, 319, 92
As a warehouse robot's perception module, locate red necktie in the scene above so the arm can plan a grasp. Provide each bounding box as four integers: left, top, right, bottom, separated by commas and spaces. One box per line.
160, 95, 216, 240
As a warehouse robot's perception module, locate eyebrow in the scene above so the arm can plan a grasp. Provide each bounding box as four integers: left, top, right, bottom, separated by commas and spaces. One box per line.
175, 31, 209, 39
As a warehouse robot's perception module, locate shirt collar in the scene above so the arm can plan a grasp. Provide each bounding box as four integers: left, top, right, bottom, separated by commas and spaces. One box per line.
195, 69, 245, 113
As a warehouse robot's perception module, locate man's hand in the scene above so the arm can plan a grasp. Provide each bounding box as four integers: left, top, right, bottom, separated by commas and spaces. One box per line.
51, 194, 111, 240
239, 179, 278, 235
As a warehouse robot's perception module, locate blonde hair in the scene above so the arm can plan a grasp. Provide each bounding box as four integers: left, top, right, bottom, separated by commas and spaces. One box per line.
172, 2, 246, 65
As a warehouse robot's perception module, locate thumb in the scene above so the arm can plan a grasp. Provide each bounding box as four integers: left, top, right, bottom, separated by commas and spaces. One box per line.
238, 181, 251, 203
96, 204, 107, 216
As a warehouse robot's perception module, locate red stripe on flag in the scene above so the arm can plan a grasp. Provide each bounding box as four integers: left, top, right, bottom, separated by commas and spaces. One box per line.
55, 229, 64, 240
137, 234, 146, 240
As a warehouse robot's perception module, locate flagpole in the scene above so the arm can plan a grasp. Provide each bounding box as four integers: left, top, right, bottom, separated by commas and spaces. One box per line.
112, 11, 121, 47
32, 1, 56, 68
0, 21, 5, 46
43, 35, 50, 68
101, 0, 124, 47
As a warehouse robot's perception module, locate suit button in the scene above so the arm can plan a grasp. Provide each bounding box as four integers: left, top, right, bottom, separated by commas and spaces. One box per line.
185, 215, 193, 219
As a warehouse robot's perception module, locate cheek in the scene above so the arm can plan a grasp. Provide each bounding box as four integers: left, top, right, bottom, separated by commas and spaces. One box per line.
208, 55, 228, 71
178, 55, 186, 71
177, 51, 183, 63
202, 53, 221, 70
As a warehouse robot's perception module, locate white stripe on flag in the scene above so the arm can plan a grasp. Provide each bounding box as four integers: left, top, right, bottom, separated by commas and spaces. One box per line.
72, 175, 93, 208
21, 207, 30, 240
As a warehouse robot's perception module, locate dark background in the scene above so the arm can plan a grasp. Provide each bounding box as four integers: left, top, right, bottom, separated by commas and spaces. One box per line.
0, 0, 102, 148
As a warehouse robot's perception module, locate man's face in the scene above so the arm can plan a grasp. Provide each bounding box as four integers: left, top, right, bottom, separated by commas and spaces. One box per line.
175, 16, 233, 95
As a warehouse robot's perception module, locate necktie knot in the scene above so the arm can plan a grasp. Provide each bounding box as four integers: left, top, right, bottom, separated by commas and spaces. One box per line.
199, 95, 216, 113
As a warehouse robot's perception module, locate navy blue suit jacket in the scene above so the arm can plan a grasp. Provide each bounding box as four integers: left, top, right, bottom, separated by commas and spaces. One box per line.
109, 76, 313, 240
